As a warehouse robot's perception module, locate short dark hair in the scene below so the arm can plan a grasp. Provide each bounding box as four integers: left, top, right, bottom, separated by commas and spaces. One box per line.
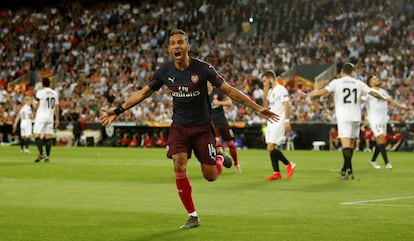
42, 77, 51, 87
367, 75, 375, 87
342, 62, 355, 74
169, 29, 189, 43
261, 70, 277, 79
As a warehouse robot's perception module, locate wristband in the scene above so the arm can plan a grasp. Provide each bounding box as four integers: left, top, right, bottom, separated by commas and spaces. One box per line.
284, 119, 290, 123
114, 105, 125, 116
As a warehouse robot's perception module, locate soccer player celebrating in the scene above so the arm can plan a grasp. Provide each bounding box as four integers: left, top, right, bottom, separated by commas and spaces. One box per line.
363, 75, 410, 169
299, 63, 389, 179
100, 29, 278, 229
33, 78, 60, 162
261, 70, 296, 180
13, 96, 34, 153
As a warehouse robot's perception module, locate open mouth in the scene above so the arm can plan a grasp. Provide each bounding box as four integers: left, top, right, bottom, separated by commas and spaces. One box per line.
174, 51, 181, 57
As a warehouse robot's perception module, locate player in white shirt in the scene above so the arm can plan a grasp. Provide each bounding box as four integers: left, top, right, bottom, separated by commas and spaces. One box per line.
363, 75, 410, 169
261, 70, 295, 180
33, 78, 60, 162
13, 96, 34, 153
300, 63, 388, 180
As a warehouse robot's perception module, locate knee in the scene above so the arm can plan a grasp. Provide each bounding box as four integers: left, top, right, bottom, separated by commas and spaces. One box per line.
173, 153, 188, 172
205, 177, 215, 182
204, 175, 217, 182
203, 170, 218, 182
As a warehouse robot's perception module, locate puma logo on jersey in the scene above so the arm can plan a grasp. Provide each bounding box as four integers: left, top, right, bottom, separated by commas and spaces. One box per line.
168, 77, 175, 83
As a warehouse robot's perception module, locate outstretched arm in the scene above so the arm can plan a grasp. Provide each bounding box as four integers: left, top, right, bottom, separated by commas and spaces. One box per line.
100, 85, 155, 126
219, 81, 279, 122
369, 90, 410, 111
296, 88, 329, 98
212, 95, 233, 107
368, 90, 388, 101
305, 88, 329, 98
388, 98, 411, 111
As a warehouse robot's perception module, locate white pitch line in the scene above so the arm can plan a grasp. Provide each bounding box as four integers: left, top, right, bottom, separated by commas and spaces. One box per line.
343, 203, 414, 208
341, 196, 414, 205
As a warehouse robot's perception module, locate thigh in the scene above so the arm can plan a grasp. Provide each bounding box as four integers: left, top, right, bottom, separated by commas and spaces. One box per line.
340, 137, 354, 148
192, 123, 217, 166
167, 123, 192, 159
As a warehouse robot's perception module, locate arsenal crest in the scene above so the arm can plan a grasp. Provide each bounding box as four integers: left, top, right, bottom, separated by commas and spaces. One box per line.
191, 74, 199, 84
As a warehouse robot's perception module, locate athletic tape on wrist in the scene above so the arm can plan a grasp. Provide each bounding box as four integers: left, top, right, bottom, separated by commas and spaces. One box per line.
114, 105, 125, 115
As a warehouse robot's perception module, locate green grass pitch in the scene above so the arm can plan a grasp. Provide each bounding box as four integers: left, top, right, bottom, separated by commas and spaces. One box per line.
1, 146, 413, 241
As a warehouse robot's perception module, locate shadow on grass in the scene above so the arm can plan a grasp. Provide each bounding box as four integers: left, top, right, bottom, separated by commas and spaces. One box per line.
128, 228, 188, 241
0, 161, 36, 167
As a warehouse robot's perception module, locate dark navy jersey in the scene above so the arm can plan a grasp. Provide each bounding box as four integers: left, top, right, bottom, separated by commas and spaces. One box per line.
210, 87, 228, 127
148, 57, 225, 125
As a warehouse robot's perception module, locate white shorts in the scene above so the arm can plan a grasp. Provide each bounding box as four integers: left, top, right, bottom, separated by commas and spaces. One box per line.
369, 122, 387, 137
20, 122, 33, 137
337, 121, 360, 139
265, 122, 285, 145
33, 121, 54, 135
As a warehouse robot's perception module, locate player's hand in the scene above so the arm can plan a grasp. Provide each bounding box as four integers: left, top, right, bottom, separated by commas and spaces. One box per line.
296, 90, 307, 98
258, 107, 279, 123
54, 120, 60, 129
99, 109, 118, 127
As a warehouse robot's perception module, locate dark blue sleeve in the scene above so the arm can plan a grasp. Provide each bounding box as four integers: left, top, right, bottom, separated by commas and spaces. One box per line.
206, 64, 225, 88
147, 68, 165, 91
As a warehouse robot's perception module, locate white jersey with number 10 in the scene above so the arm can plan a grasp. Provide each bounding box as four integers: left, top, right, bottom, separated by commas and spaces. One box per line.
34, 87, 59, 122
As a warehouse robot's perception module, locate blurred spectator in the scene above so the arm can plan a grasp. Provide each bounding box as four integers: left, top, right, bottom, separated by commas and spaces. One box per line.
387, 125, 404, 151
129, 133, 139, 147
142, 133, 154, 148
1, 0, 412, 129
361, 123, 374, 152
252, 83, 264, 105
120, 133, 131, 147
0, 86, 8, 104
155, 131, 167, 147
329, 127, 339, 151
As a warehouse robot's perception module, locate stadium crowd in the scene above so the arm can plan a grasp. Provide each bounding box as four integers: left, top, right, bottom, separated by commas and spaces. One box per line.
0, 0, 413, 144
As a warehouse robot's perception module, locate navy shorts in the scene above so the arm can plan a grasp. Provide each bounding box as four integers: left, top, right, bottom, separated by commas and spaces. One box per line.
167, 122, 217, 165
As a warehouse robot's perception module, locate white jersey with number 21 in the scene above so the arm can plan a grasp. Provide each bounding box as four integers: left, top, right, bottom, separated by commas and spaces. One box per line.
324, 76, 371, 122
